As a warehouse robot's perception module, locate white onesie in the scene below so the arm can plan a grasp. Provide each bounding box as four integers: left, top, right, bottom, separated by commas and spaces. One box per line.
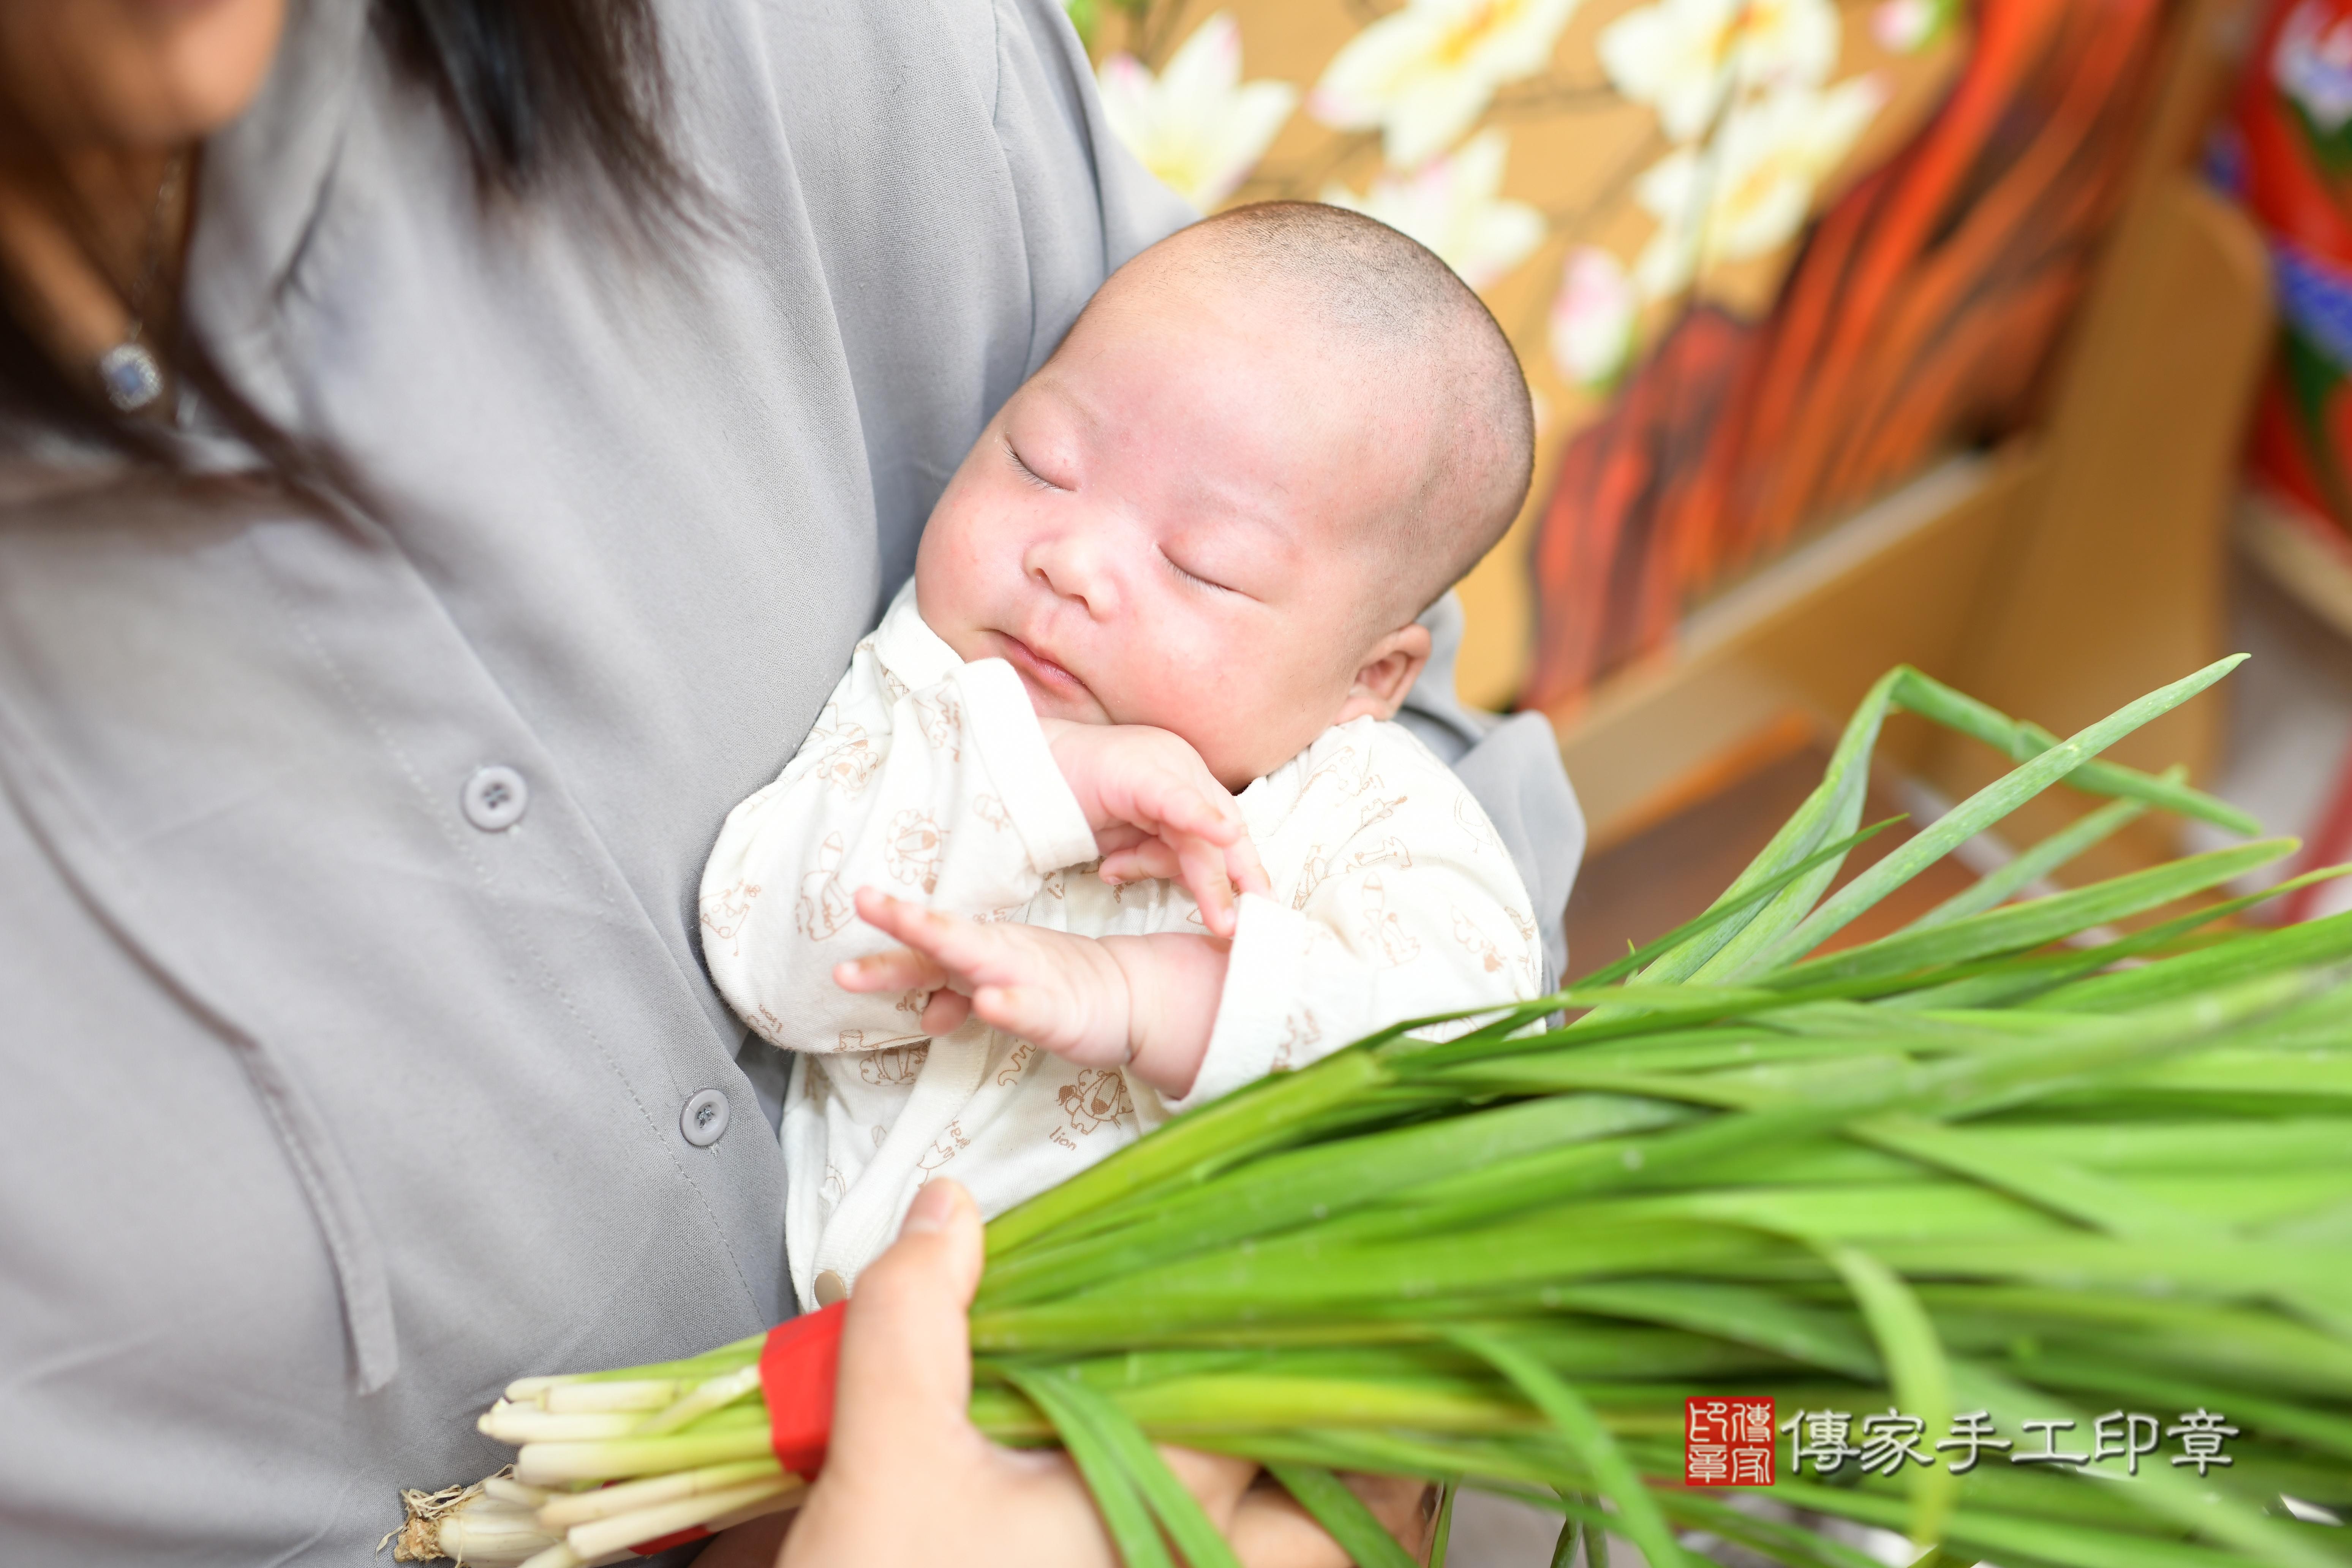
700, 584, 1542, 1306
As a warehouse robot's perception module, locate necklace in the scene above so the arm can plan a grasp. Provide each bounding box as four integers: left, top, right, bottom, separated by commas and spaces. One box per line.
96, 151, 187, 414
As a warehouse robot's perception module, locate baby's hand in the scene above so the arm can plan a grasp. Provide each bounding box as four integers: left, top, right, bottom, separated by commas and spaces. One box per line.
1038, 719, 1269, 937
837, 888, 1136, 1067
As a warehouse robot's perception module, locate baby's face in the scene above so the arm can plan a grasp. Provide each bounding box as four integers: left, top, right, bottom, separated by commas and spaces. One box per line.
915, 280, 1428, 788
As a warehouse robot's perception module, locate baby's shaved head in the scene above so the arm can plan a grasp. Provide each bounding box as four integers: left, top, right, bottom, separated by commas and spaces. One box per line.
1068, 202, 1536, 633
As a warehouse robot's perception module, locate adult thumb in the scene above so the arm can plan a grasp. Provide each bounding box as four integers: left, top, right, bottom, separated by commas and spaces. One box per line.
824, 1181, 987, 1472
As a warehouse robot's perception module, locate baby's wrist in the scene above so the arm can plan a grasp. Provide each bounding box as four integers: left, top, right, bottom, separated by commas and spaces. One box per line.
1099, 933, 1228, 1098
1038, 717, 1109, 829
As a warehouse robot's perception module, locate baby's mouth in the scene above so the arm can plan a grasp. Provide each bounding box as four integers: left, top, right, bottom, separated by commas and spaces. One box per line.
996, 632, 1090, 702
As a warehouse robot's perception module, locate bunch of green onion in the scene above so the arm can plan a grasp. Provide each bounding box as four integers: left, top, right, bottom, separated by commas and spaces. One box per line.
401, 657, 2352, 1568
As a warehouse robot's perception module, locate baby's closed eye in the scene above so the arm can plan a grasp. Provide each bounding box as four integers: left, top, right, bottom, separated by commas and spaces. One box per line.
1003, 438, 1069, 492
1156, 544, 1236, 595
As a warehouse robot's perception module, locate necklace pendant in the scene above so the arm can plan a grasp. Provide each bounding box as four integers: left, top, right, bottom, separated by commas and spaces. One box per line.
98, 341, 164, 412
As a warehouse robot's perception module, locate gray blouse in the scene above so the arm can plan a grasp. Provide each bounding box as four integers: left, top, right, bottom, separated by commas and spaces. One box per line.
0, 1, 1580, 1561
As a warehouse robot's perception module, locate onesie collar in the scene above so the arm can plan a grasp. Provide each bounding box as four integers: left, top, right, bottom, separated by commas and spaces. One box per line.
869, 577, 965, 691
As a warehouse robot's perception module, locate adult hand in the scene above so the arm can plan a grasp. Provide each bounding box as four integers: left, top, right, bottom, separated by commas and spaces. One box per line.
694, 1181, 1434, 1568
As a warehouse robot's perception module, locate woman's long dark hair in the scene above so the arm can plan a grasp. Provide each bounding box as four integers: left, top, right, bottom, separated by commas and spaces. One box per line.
376, 0, 696, 226
0, 0, 693, 466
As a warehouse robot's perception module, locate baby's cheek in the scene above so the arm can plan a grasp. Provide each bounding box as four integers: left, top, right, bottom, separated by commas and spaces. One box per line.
1120, 620, 1304, 775
1116, 639, 1222, 724
915, 546, 996, 653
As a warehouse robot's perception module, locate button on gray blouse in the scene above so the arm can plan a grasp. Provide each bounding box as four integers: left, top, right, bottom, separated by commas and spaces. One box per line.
0, 2, 1578, 1562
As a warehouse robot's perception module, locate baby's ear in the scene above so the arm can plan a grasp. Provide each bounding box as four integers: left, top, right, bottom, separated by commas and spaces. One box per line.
1333, 622, 1434, 726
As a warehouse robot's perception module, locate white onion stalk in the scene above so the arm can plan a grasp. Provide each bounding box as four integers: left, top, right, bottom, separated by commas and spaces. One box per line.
536, 1457, 788, 1528
391, 1452, 806, 1564
561, 1475, 803, 1559
480, 1476, 555, 1510
542, 1380, 680, 1415
383, 1470, 629, 1566
631, 1364, 765, 1437
477, 1404, 649, 1444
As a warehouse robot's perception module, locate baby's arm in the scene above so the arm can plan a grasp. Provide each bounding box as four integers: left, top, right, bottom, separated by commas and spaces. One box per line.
1179, 741, 1545, 1105
700, 655, 1098, 1051
840, 740, 1543, 1098
840, 888, 1227, 1095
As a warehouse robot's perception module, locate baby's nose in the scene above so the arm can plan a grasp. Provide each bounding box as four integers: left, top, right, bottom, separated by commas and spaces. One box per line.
1028, 531, 1119, 616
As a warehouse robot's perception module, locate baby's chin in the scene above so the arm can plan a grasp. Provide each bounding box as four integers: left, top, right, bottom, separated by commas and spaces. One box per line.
1015, 674, 1075, 716
1009, 664, 1112, 725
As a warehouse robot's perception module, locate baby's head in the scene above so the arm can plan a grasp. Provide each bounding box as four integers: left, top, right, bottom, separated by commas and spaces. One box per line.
914, 202, 1533, 788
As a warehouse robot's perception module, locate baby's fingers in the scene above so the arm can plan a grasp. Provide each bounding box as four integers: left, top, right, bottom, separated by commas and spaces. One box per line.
1172, 833, 1241, 939
1145, 781, 1244, 847
1223, 831, 1271, 901
1098, 838, 1183, 886
854, 887, 1019, 986
1093, 822, 1152, 857
835, 946, 949, 995
970, 983, 1059, 1052
853, 887, 967, 961
920, 989, 972, 1035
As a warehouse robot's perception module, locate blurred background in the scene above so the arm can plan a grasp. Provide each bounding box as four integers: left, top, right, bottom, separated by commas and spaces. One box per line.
1067, 0, 2352, 1558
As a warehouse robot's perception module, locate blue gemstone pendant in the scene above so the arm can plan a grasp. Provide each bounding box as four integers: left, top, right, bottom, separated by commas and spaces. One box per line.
98, 340, 164, 412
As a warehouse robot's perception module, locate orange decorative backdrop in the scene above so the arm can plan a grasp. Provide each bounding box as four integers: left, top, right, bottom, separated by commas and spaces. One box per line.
1075, 0, 2177, 716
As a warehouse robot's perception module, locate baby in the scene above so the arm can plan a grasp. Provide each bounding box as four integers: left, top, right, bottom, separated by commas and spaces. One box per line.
700, 202, 1544, 1309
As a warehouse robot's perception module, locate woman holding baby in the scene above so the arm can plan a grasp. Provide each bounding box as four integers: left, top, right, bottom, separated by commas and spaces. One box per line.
0, 2, 1577, 1563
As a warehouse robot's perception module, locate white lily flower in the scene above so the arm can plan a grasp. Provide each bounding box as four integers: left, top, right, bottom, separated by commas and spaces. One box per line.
1631, 74, 1887, 299
1097, 12, 1299, 210
1598, 0, 1842, 143
1310, 0, 1585, 170
1321, 128, 1547, 291
1550, 246, 1639, 389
